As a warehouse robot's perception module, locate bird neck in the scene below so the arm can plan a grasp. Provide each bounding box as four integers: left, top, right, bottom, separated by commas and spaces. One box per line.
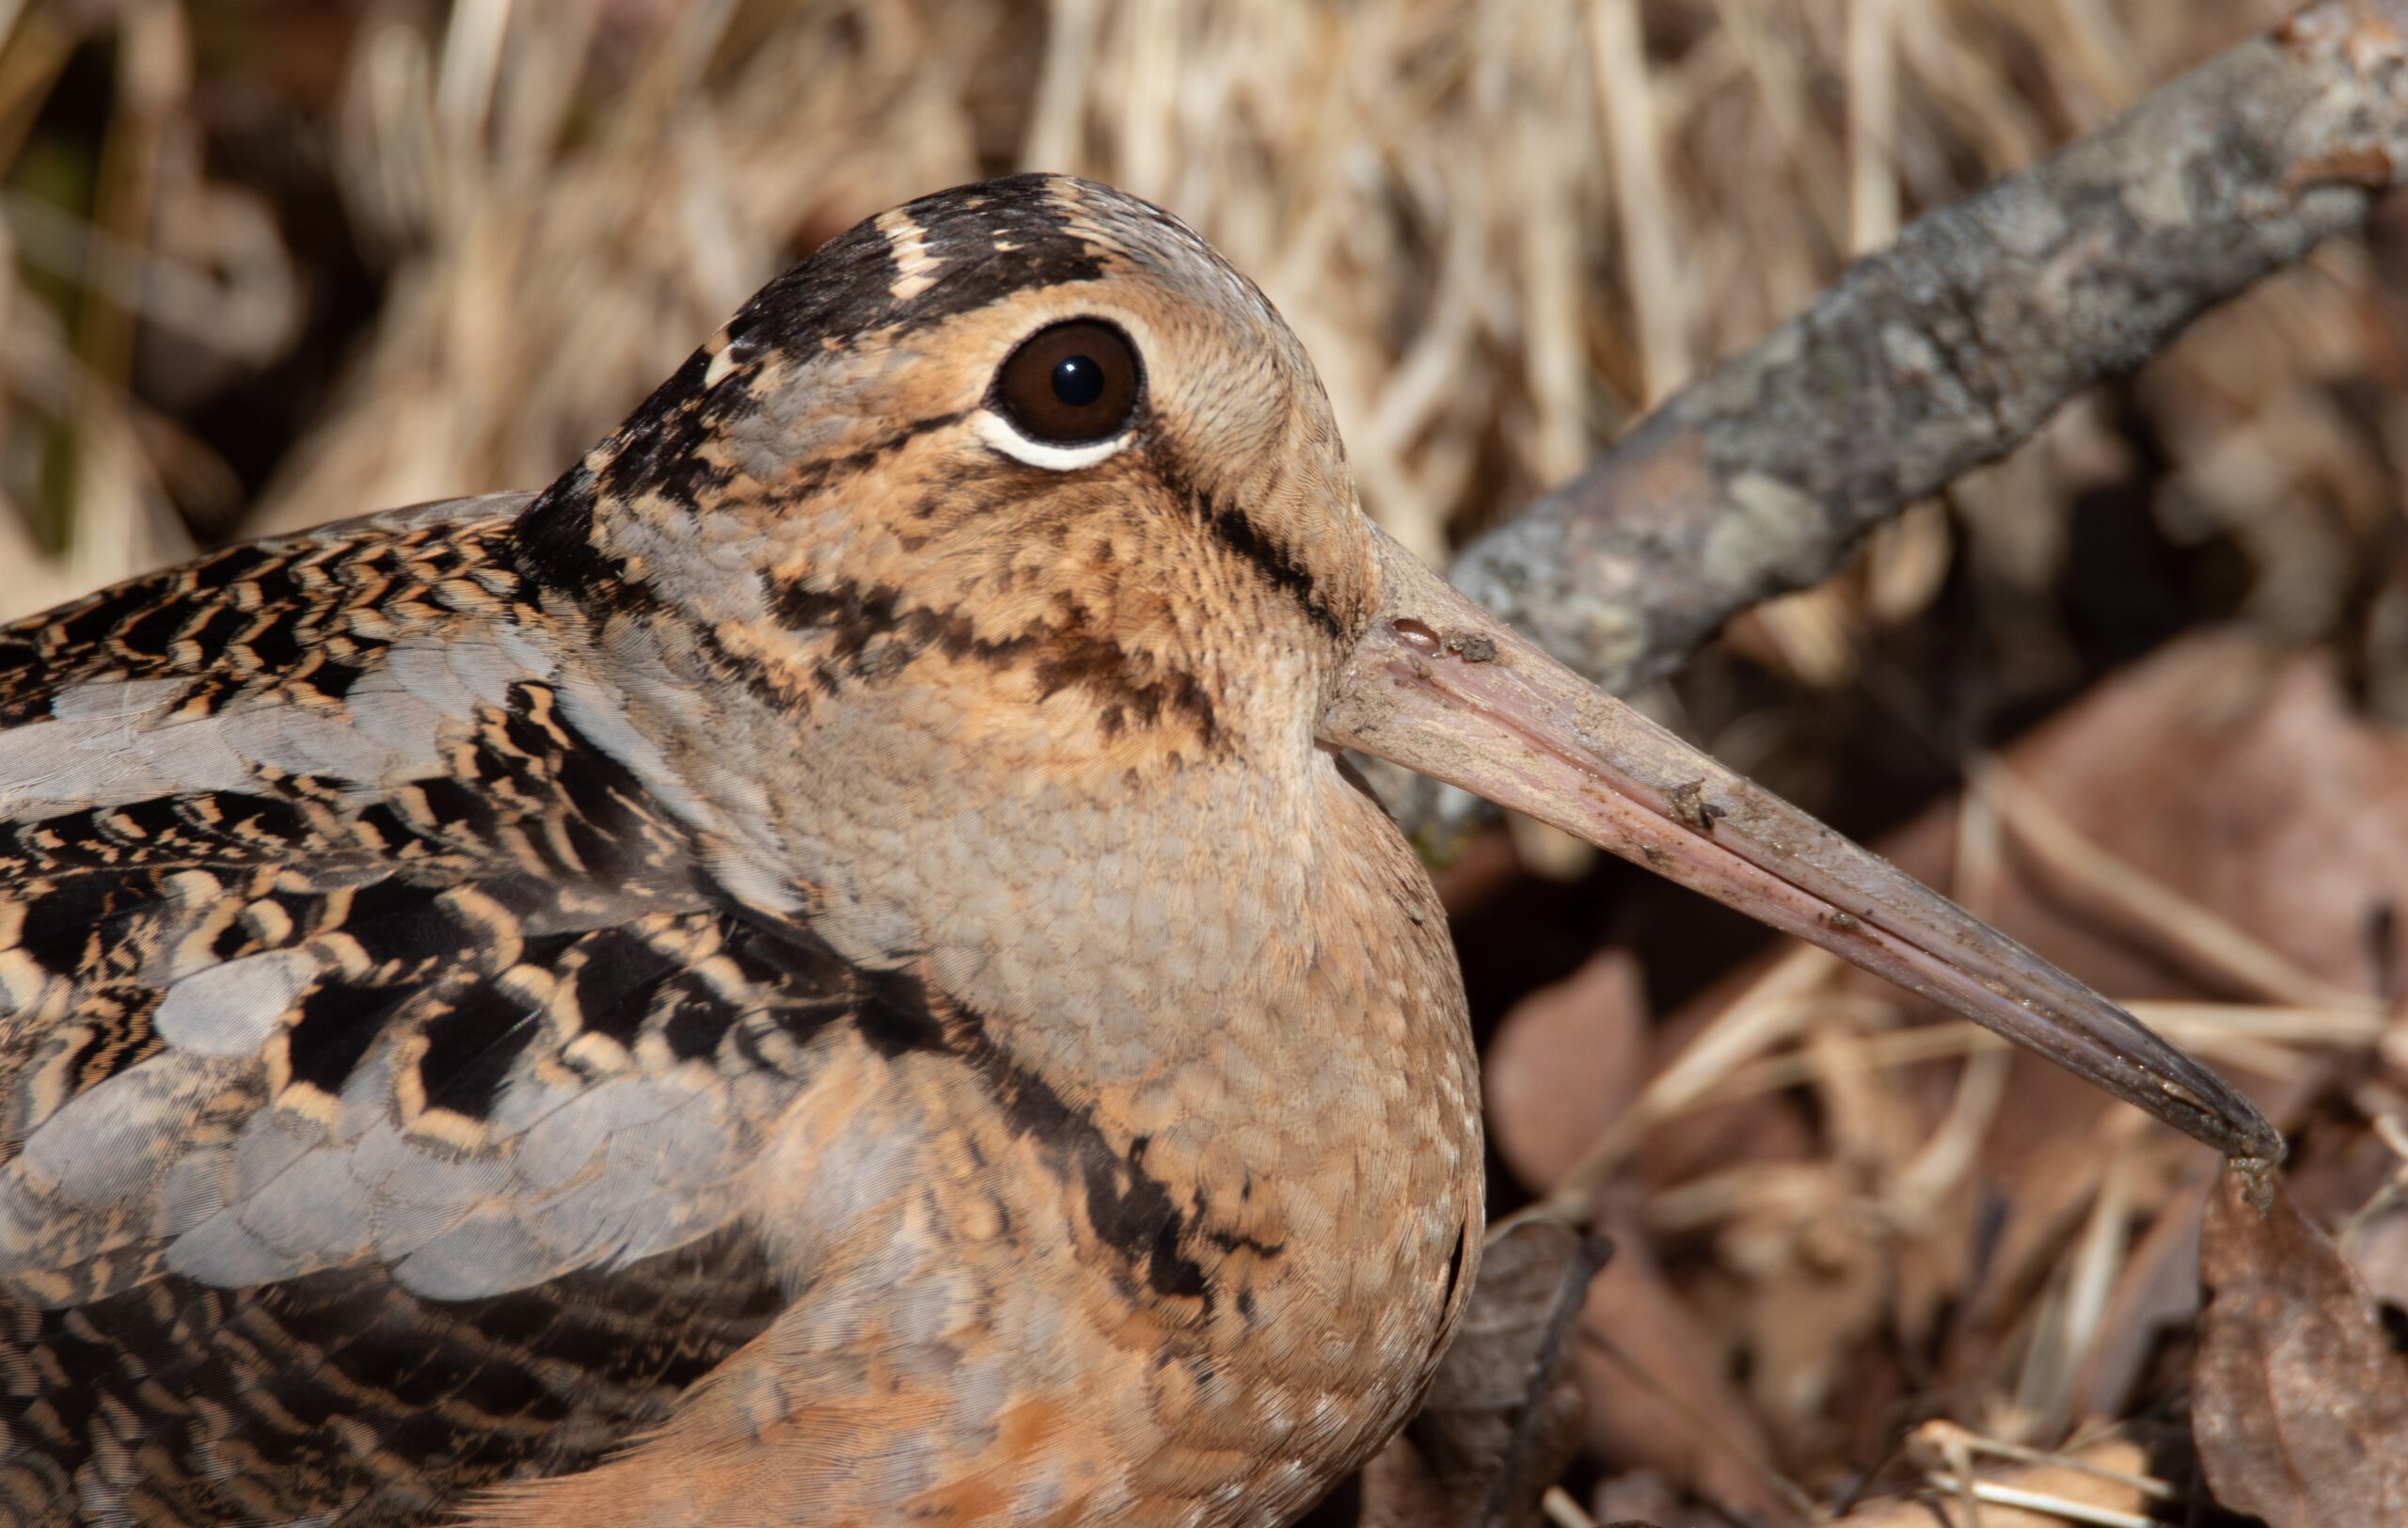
779, 682, 1351, 1080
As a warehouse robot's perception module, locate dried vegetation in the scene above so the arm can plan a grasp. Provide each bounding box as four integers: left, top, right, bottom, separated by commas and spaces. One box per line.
7, 0, 2408, 1523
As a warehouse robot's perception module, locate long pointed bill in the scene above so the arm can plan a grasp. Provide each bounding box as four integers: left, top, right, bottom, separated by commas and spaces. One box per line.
1322, 528, 2284, 1162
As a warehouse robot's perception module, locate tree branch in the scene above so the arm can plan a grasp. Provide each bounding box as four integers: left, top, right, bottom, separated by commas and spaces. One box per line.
1449, 0, 2408, 701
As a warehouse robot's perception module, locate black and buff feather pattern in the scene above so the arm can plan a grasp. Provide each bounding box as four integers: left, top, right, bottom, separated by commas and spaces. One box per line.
0, 499, 860, 1519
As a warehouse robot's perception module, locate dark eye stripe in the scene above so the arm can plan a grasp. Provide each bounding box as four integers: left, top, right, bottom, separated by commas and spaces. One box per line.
992, 320, 1143, 447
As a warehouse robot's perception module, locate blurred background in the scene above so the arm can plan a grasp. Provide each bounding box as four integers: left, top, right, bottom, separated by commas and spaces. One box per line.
8, 1, 2408, 1522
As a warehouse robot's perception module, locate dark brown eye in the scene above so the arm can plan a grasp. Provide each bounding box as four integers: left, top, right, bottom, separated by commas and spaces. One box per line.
992, 320, 1143, 446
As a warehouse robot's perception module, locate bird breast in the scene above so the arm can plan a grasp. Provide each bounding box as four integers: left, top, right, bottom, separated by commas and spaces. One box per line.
496, 650, 1488, 1525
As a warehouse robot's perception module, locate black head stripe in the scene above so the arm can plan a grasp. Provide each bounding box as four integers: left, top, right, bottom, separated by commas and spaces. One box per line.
726, 175, 1121, 361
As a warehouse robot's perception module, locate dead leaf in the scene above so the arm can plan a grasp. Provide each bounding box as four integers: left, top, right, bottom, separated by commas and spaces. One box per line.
1359, 1219, 1608, 1528
2194, 1166, 2408, 1526
1990, 636, 2408, 1008
1486, 949, 1651, 1192
2344, 1199, 2408, 1311
1574, 1199, 1798, 1523
1732, 1203, 1890, 1464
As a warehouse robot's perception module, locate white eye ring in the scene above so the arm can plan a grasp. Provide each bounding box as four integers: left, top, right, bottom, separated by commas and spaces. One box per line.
973, 409, 1133, 471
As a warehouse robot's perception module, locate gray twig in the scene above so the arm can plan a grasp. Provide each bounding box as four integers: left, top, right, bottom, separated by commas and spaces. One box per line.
1450, 0, 2408, 704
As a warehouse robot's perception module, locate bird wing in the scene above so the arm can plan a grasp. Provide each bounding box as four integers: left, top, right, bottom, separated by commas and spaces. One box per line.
0, 494, 843, 1312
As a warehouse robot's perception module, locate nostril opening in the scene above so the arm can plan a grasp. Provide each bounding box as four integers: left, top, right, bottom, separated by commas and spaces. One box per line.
1393, 617, 1440, 654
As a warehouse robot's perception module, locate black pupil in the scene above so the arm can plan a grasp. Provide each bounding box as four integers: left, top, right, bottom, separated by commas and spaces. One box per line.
1052, 355, 1105, 407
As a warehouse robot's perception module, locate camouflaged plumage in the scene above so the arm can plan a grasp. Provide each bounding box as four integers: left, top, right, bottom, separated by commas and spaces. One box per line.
0, 176, 1483, 1526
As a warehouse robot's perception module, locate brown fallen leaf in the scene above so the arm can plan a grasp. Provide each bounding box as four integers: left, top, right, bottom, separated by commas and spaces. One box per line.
2194, 1165, 2408, 1527
1486, 948, 1652, 1193
1359, 1218, 1608, 1528
1575, 1199, 1800, 1523
1732, 1197, 1892, 1468
2344, 1198, 2408, 1311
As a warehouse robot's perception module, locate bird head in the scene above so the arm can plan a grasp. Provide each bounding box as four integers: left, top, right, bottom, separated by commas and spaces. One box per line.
519, 175, 1372, 788
518, 173, 2280, 1163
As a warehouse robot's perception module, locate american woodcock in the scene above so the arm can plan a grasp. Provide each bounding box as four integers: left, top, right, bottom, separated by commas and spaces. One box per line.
0, 175, 2275, 1527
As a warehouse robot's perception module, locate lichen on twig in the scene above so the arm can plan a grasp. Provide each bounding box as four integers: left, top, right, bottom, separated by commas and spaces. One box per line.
1449, 0, 2408, 706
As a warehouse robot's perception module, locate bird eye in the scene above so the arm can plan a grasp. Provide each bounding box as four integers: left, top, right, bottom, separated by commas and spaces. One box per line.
992, 320, 1143, 447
